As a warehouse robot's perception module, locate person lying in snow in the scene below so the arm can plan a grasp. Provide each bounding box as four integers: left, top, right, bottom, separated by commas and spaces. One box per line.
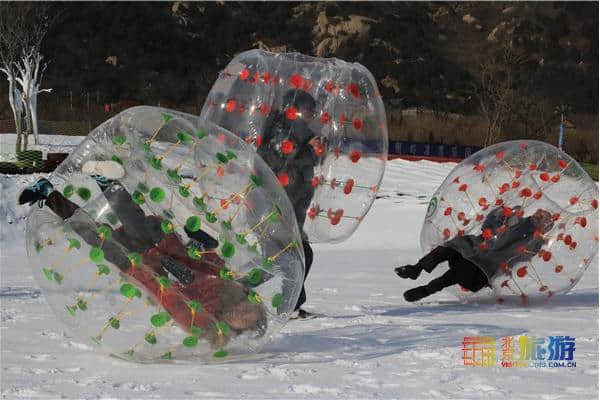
395, 206, 554, 302
19, 163, 266, 347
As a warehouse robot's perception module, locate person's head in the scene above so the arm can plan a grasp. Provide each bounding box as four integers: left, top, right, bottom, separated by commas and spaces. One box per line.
282, 89, 316, 123
531, 209, 553, 233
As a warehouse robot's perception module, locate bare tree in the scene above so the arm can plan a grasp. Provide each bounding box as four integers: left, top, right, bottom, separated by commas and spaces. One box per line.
473, 45, 525, 147
0, 3, 57, 152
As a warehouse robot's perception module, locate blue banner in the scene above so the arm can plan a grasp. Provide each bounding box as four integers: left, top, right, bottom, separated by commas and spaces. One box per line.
389, 141, 481, 159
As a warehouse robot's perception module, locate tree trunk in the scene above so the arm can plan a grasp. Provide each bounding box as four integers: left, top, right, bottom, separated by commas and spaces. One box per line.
0, 69, 23, 153
23, 99, 32, 151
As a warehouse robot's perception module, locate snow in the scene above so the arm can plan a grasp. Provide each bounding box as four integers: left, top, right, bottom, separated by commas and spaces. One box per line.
1, 136, 598, 399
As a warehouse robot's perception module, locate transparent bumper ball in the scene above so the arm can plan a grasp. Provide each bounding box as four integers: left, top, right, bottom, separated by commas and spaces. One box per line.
200, 49, 388, 243
420, 140, 598, 304
26, 106, 304, 362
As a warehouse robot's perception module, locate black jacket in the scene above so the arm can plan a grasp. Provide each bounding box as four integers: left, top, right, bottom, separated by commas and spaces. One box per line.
445, 207, 544, 278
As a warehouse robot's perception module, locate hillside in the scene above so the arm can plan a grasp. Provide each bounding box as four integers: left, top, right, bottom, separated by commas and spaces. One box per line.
0, 2, 598, 160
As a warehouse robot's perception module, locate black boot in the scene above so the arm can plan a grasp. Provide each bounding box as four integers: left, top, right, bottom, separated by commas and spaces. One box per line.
18, 178, 54, 206
160, 256, 195, 285
403, 286, 430, 302
185, 228, 219, 250
395, 264, 423, 280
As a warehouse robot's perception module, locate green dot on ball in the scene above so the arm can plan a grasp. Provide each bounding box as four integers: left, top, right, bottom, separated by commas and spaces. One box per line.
77, 187, 91, 201
111, 155, 123, 165
182, 336, 198, 347
190, 326, 202, 336
250, 174, 262, 188
187, 246, 202, 260
221, 220, 232, 231
150, 157, 162, 170
271, 293, 283, 308
109, 317, 120, 329
131, 190, 145, 205
187, 300, 202, 312
179, 186, 190, 198
216, 152, 229, 164
193, 196, 206, 211
89, 247, 104, 263
248, 268, 262, 285
177, 131, 192, 143
128, 252, 142, 267
42, 268, 53, 281
120, 283, 138, 298
167, 169, 181, 184
53, 271, 63, 284
77, 299, 88, 311
216, 321, 230, 336
67, 238, 81, 250
97, 225, 112, 239
213, 349, 229, 358
137, 182, 150, 193
63, 185, 74, 198
112, 135, 126, 146
161, 220, 174, 234
195, 130, 207, 140
221, 242, 235, 258
248, 291, 261, 304
97, 264, 110, 275
145, 332, 157, 345
150, 311, 171, 327
156, 276, 171, 288
186, 216, 201, 232
205, 213, 217, 223
149, 187, 165, 203
236, 234, 247, 245
219, 268, 234, 281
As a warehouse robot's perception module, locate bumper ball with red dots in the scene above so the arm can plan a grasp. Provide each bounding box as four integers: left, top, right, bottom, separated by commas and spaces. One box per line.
25, 106, 305, 362
420, 140, 598, 304
200, 49, 388, 243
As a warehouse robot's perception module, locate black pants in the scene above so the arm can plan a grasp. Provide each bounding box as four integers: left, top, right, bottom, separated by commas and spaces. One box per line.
294, 240, 313, 310
417, 246, 488, 294
45, 183, 216, 268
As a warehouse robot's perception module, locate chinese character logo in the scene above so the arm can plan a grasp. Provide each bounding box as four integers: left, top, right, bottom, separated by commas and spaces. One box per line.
462, 336, 495, 367
465, 336, 577, 368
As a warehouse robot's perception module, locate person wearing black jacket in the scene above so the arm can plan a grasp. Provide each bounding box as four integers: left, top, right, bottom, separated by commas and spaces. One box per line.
395, 207, 554, 302
258, 89, 322, 317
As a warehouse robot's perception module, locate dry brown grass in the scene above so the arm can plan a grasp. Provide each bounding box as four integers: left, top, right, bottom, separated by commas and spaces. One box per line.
387, 108, 598, 163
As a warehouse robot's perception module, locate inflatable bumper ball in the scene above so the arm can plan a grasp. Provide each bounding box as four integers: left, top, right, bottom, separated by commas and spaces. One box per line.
26, 106, 305, 362
420, 140, 598, 304
200, 49, 388, 243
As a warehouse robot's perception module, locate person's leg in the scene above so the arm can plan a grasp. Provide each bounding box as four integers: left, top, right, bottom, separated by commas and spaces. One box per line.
404, 269, 458, 302
45, 191, 81, 220
395, 246, 456, 279
294, 240, 313, 311
102, 183, 164, 248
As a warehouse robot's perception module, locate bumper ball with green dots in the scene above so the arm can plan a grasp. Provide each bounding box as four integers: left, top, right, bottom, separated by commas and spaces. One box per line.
26, 106, 305, 362
200, 49, 388, 243
420, 140, 598, 304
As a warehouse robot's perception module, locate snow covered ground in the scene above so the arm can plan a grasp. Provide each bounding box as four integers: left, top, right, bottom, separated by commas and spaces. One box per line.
1, 136, 598, 399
